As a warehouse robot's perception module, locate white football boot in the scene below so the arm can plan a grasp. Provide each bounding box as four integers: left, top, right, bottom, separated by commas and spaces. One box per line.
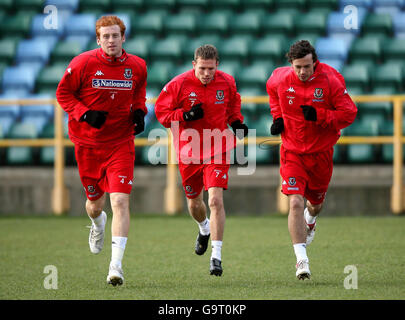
296, 259, 311, 280
88, 211, 107, 254
107, 264, 124, 286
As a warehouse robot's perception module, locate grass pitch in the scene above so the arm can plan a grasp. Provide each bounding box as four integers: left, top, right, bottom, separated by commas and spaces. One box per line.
0, 214, 404, 300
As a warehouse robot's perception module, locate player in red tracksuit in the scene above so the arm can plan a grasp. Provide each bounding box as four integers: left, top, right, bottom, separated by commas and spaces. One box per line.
56, 16, 147, 286
155, 44, 248, 276
266, 40, 357, 280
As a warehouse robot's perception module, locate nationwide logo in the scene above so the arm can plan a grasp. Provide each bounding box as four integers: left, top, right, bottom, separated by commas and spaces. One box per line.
92, 79, 132, 90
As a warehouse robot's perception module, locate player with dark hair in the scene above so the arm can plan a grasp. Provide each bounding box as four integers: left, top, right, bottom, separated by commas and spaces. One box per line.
155, 44, 248, 276
56, 15, 147, 286
267, 40, 357, 280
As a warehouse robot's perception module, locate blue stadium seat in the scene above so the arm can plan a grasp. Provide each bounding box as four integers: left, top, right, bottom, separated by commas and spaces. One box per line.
45, 0, 79, 11
31, 13, 65, 39
339, 0, 373, 10
393, 12, 405, 38
316, 37, 349, 62
327, 10, 367, 37
16, 39, 52, 65
321, 58, 344, 71
65, 14, 96, 37
373, 0, 404, 15
2, 66, 36, 93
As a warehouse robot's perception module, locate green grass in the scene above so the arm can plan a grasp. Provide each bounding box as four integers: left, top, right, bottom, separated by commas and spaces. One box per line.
0, 214, 404, 300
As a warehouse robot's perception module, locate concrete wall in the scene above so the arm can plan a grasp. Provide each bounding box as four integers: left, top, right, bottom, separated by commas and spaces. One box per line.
0, 165, 399, 216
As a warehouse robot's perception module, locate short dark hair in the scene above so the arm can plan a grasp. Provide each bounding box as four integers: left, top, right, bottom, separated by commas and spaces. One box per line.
286, 40, 318, 63
194, 44, 219, 62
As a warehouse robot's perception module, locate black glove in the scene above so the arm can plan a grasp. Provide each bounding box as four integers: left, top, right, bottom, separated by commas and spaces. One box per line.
132, 109, 145, 135
80, 110, 108, 129
183, 103, 204, 121
231, 120, 249, 139
270, 117, 284, 135
301, 105, 317, 121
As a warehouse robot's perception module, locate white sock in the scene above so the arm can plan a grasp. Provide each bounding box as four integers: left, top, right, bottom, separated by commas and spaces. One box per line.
111, 236, 127, 268
211, 240, 222, 261
293, 243, 308, 263
304, 208, 316, 225
89, 211, 106, 231
197, 218, 210, 236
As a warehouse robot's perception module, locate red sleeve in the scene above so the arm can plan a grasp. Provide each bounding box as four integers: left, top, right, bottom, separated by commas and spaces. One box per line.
226, 76, 244, 125
316, 75, 357, 130
132, 58, 148, 115
266, 70, 282, 120
154, 80, 185, 128
56, 55, 90, 121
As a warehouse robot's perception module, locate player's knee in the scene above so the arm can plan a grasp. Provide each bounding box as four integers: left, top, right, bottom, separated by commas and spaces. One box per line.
86, 200, 103, 217
289, 195, 305, 213
188, 198, 204, 212
110, 194, 129, 211
307, 200, 323, 214
208, 195, 224, 211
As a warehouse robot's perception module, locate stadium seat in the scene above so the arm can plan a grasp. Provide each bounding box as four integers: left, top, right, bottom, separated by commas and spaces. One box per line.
6, 147, 35, 165
347, 144, 376, 163
0, 38, 19, 65
132, 12, 164, 37
349, 36, 382, 64
308, 0, 338, 10
339, 0, 372, 10
51, 40, 83, 64
45, 0, 79, 11
144, 0, 176, 10
362, 13, 393, 37
218, 61, 239, 77
0, 105, 20, 136
295, 11, 328, 36
239, 87, 264, 116
229, 12, 261, 37
7, 122, 38, 139
16, 39, 52, 65
393, 12, 405, 38
147, 62, 173, 89
0, 12, 35, 38
199, 12, 229, 37
218, 36, 251, 63
327, 11, 363, 37
236, 62, 273, 91
249, 35, 286, 64
2, 66, 36, 93
20, 104, 54, 133
40, 146, 55, 164
182, 35, 221, 59
373, 0, 404, 15
316, 37, 349, 62
65, 14, 96, 37
341, 64, 370, 92
111, 0, 143, 12
15, 0, 44, 11
261, 12, 294, 37
274, 0, 306, 10
149, 38, 184, 63
0, 0, 13, 11
177, 0, 209, 8
240, 0, 274, 9
36, 64, 67, 93
372, 62, 403, 93
79, 0, 111, 12
31, 13, 65, 39
382, 38, 405, 63
123, 38, 149, 61
164, 13, 196, 36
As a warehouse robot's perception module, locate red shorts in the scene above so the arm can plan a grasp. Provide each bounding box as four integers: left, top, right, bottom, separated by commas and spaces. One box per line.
75, 140, 135, 201
179, 153, 230, 199
280, 145, 333, 205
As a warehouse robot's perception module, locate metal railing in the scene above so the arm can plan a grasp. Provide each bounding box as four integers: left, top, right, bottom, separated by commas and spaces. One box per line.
0, 95, 404, 215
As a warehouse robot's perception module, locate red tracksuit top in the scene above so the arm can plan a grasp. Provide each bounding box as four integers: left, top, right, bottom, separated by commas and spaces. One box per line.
266, 61, 357, 154
155, 69, 244, 163
56, 48, 147, 147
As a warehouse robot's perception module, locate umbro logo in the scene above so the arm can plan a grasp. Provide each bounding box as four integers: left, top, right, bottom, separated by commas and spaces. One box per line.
286, 87, 295, 93
95, 70, 104, 76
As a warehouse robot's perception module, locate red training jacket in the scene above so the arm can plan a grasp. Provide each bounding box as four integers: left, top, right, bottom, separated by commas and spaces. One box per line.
155, 69, 244, 163
266, 61, 357, 154
56, 48, 147, 147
